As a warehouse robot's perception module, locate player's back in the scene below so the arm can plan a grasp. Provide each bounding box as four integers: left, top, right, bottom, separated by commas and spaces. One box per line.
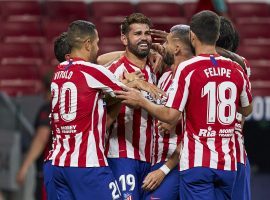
50, 59, 121, 168
172, 54, 252, 171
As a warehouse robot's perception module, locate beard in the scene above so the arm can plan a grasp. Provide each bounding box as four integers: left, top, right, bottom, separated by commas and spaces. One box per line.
163, 50, 174, 66
127, 39, 151, 59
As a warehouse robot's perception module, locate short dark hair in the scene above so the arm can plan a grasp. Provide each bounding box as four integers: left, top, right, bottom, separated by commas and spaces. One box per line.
121, 13, 152, 35
170, 24, 190, 47
190, 10, 220, 45
54, 32, 71, 63
216, 16, 239, 52
67, 20, 96, 49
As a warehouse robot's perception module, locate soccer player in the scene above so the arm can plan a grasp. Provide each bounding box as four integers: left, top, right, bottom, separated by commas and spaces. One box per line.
115, 11, 253, 200
50, 20, 124, 200
16, 32, 71, 200
143, 24, 193, 200
105, 13, 160, 200
216, 16, 252, 200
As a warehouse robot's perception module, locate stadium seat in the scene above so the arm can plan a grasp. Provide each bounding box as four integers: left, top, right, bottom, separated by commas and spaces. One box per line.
237, 45, 270, 60
182, 2, 197, 19
90, 2, 135, 20
228, 2, 270, 18
44, 1, 89, 21
137, 2, 183, 17
43, 20, 69, 42
1, 1, 42, 22
249, 67, 270, 81
98, 43, 124, 55
236, 23, 270, 39
0, 43, 43, 65
251, 81, 270, 96
0, 64, 42, 96
151, 17, 188, 32
2, 21, 44, 43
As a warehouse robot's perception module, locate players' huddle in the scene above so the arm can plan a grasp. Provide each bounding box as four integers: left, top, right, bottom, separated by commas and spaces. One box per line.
45, 11, 253, 200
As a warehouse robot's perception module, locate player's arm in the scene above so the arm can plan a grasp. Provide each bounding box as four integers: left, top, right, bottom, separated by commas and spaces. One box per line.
142, 144, 181, 191
106, 102, 122, 129
97, 51, 124, 67
16, 126, 50, 186
115, 87, 181, 124
238, 104, 252, 117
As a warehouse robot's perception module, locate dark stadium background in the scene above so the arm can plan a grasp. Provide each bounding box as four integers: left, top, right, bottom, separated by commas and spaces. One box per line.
0, 0, 269, 199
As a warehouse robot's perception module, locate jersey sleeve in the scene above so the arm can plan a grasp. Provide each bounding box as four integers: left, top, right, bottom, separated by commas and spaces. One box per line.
238, 69, 253, 107
81, 65, 124, 97
165, 64, 194, 112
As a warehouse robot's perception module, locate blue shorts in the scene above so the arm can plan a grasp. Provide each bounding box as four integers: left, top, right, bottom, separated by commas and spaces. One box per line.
232, 159, 251, 200
52, 165, 122, 200
107, 158, 151, 200
43, 160, 57, 200
144, 162, 179, 200
179, 167, 236, 200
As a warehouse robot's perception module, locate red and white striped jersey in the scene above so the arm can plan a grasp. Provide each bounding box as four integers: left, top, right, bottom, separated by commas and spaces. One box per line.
105, 56, 157, 163
50, 58, 124, 167
166, 54, 253, 171
151, 70, 182, 165
234, 56, 251, 165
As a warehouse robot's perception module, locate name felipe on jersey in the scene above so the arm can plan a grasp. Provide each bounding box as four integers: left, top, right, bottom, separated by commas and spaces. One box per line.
198, 126, 234, 137
204, 67, 231, 78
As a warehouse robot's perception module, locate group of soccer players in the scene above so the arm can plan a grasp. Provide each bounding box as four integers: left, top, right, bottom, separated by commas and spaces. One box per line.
44, 10, 253, 200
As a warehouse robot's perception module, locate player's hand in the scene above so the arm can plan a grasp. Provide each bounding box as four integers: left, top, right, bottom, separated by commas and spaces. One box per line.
157, 121, 175, 134
115, 87, 144, 108
123, 70, 145, 82
133, 80, 166, 100
142, 169, 166, 191
148, 50, 164, 74
16, 167, 27, 186
151, 43, 165, 57
150, 29, 168, 43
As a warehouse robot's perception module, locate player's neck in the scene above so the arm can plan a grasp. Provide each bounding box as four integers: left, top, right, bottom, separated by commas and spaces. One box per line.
124, 51, 147, 69
195, 44, 217, 56
70, 50, 89, 62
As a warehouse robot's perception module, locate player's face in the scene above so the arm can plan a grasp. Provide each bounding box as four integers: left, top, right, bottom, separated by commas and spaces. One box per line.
89, 30, 99, 63
162, 33, 175, 66
124, 23, 152, 58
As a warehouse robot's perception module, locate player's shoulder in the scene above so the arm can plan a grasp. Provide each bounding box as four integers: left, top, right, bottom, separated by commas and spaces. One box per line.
108, 56, 126, 71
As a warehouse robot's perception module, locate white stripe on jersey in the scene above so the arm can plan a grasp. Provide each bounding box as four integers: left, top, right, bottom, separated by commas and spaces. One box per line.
125, 108, 135, 159
222, 138, 231, 170
179, 70, 194, 111
180, 131, 189, 170
70, 132, 81, 166
139, 110, 148, 161
59, 135, 70, 166
194, 135, 203, 167
86, 93, 100, 167
238, 70, 251, 107
208, 138, 218, 169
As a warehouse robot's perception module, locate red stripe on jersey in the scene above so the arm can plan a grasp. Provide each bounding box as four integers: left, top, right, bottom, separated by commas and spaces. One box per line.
188, 134, 195, 168
216, 137, 225, 170
145, 114, 152, 162
153, 124, 159, 164
78, 131, 90, 167
54, 135, 65, 166
235, 133, 241, 163
161, 134, 170, 161
64, 136, 75, 166
93, 102, 106, 166
118, 106, 127, 158
229, 138, 236, 171
202, 138, 211, 167
133, 109, 141, 160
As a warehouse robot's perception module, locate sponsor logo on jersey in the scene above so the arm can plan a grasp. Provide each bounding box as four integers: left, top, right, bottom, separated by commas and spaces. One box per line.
198, 126, 216, 137
218, 128, 234, 137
